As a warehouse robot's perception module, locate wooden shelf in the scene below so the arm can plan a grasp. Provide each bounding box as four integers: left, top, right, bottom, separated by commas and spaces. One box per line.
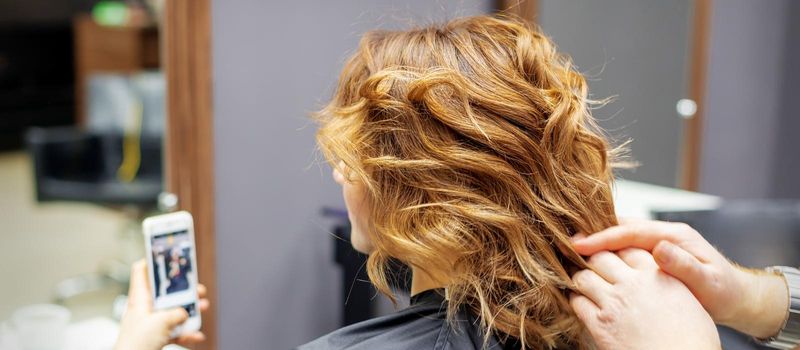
73, 14, 160, 125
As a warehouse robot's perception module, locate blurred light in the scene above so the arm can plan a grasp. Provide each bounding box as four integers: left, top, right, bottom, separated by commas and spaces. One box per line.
158, 192, 179, 212
676, 98, 697, 119
92, 1, 129, 26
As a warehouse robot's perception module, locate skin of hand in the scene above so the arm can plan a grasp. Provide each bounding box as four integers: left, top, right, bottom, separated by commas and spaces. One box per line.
114, 260, 210, 350
571, 219, 790, 339
570, 249, 721, 350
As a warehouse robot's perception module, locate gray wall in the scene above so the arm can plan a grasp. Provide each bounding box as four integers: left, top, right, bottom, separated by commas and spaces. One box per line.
770, 0, 800, 199
699, 0, 800, 199
211, 1, 491, 348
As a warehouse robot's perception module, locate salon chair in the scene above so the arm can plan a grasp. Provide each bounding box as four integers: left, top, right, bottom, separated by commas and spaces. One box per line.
332, 222, 373, 325
325, 207, 411, 326
655, 200, 800, 350
26, 127, 162, 207
25, 126, 165, 303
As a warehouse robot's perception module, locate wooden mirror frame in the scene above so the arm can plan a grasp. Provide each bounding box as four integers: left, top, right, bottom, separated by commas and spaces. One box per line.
163, 0, 217, 348
681, 0, 712, 191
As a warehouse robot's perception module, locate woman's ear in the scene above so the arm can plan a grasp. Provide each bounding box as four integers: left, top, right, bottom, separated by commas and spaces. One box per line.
333, 166, 346, 185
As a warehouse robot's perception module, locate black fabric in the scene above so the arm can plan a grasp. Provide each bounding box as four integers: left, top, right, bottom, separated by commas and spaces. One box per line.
297, 289, 517, 350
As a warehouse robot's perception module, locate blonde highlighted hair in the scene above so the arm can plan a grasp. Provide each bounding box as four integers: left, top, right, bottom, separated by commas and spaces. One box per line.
316, 15, 620, 349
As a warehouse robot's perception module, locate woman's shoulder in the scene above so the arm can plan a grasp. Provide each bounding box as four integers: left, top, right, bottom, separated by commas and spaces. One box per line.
296, 290, 508, 350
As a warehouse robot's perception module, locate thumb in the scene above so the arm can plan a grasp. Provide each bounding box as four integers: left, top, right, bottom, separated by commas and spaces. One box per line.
154, 308, 189, 329
653, 240, 707, 289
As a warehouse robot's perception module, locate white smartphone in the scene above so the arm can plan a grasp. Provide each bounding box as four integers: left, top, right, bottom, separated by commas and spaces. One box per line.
142, 211, 202, 336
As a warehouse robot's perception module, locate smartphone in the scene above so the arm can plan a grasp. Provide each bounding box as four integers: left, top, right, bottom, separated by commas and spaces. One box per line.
142, 211, 202, 336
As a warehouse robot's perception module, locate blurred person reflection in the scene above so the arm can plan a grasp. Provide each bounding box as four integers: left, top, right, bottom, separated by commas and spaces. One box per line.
166, 247, 189, 294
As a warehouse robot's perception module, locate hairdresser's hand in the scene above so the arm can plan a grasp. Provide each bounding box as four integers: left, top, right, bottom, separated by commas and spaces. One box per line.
572, 219, 789, 339
571, 249, 720, 350
114, 260, 210, 350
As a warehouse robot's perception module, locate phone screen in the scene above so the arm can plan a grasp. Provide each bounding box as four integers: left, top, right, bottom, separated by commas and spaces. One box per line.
149, 229, 197, 315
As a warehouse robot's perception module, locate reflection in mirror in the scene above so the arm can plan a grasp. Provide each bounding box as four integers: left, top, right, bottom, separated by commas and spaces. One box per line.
0, 1, 168, 348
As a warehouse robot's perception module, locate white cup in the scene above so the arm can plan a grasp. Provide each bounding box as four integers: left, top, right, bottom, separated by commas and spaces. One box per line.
10, 304, 70, 350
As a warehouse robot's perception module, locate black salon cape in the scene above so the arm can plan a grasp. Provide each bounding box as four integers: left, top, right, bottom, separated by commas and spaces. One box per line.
296, 289, 519, 350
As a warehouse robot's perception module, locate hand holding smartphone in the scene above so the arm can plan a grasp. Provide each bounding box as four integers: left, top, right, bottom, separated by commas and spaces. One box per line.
142, 211, 202, 337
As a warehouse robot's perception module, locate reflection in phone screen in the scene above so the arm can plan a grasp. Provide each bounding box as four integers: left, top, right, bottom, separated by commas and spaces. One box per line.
150, 230, 194, 298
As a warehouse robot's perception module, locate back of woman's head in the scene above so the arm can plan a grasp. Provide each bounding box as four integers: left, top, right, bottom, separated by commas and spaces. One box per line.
316, 15, 620, 349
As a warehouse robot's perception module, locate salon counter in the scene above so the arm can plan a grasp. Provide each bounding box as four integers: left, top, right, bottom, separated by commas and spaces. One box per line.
614, 179, 721, 219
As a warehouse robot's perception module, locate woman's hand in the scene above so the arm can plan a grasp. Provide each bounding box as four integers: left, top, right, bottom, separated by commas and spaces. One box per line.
572, 219, 789, 339
570, 249, 720, 350
114, 260, 210, 350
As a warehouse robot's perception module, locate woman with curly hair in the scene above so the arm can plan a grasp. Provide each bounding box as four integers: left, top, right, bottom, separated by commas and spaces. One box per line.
114, 15, 719, 350
309, 14, 620, 349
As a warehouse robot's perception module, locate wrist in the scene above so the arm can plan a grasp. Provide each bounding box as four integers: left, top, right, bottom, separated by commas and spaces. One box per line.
723, 267, 789, 338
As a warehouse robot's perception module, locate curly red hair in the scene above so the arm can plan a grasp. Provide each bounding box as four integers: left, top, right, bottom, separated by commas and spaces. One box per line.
316, 15, 623, 349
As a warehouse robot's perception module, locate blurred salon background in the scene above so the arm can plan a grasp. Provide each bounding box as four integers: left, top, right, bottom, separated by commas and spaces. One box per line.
0, 0, 797, 349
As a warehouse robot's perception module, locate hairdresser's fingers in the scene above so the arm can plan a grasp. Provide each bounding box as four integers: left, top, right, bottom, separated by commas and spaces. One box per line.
569, 293, 600, 324
572, 270, 614, 306
653, 241, 708, 289
154, 308, 189, 329
573, 221, 689, 256
198, 298, 210, 312
127, 260, 152, 311
587, 251, 631, 283
575, 221, 674, 253
174, 332, 206, 346
617, 248, 658, 270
